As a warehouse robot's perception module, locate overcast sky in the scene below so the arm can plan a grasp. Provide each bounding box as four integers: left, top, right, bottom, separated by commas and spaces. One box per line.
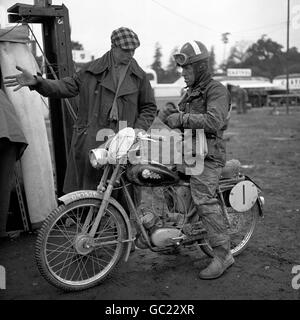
1, 0, 300, 69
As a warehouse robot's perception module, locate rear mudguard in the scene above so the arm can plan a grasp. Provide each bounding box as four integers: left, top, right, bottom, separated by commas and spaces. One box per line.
256, 195, 264, 217
244, 176, 264, 217
58, 190, 133, 262
244, 175, 261, 190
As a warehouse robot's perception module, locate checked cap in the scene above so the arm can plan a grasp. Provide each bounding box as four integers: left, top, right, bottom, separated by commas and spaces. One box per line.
111, 27, 140, 50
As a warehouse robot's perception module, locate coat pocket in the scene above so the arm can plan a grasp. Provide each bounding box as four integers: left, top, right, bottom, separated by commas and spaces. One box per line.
72, 124, 90, 160
73, 124, 89, 134
207, 138, 217, 157
206, 137, 226, 164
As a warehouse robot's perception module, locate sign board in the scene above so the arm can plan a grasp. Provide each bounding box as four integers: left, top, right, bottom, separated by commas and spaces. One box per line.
227, 68, 252, 77
273, 77, 300, 90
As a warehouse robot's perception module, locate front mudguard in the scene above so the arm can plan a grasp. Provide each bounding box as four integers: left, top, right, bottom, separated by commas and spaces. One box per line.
58, 190, 134, 262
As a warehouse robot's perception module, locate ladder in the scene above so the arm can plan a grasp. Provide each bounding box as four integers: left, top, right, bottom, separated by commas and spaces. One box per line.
13, 161, 31, 232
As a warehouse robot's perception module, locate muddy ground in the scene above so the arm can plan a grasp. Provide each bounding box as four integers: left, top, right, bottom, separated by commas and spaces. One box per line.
0, 106, 300, 300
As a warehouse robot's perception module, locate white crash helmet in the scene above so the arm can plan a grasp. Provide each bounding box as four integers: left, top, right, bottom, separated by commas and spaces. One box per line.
173, 40, 209, 66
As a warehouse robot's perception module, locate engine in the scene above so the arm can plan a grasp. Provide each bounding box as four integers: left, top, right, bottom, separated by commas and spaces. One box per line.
135, 202, 185, 249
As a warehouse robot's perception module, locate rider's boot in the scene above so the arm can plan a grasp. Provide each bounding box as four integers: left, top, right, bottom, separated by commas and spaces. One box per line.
199, 243, 234, 280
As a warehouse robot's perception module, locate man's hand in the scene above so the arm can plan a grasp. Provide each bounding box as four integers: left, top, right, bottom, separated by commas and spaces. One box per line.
3, 66, 38, 92
157, 103, 179, 123
166, 112, 184, 129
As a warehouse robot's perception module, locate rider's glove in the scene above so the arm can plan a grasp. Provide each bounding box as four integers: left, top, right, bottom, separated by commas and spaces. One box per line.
158, 103, 178, 123
166, 111, 185, 129
134, 128, 146, 138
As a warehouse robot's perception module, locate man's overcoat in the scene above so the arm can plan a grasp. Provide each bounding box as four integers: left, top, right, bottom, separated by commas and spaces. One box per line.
33, 51, 157, 192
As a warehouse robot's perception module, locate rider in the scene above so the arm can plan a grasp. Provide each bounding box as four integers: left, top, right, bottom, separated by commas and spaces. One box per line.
160, 40, 233, 279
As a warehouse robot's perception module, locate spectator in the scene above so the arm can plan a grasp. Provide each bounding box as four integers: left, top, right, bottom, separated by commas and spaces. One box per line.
4, 27, 157, 195
236, 86, 248, 114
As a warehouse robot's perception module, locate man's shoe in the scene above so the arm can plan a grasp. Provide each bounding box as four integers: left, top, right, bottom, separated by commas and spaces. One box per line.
199, 254, 234, 280
223, 252, 235, 269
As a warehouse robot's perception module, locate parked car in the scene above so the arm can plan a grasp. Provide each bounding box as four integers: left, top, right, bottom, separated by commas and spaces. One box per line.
217, 76, 280, 108
145, 69, 184, 110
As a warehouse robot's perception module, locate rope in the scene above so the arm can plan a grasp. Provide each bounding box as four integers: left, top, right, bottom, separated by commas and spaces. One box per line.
0, 22, 23, 39
27, 24, 78, 122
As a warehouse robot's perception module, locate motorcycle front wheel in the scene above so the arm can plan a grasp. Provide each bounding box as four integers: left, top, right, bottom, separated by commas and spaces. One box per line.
201, 202, 260, 257
35, 198, 128, 291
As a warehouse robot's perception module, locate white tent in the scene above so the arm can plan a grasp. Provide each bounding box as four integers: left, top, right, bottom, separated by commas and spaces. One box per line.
0, 24, 56, 227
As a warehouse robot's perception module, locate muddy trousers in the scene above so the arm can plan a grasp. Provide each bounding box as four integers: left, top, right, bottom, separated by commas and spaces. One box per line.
190, 160, 230, 259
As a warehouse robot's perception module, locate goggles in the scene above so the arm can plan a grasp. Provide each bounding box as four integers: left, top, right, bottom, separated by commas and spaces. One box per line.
173, 53, 190, 66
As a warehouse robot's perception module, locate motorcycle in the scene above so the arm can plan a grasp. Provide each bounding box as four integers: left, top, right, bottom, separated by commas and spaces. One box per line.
35, 127, 264, 291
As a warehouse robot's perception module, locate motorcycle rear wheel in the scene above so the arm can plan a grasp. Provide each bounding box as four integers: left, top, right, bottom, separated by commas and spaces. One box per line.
201, 202, 260, 257
35, 198, 127, 291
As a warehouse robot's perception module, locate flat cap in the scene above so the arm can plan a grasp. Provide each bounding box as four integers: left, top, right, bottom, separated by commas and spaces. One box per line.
111, 27, 140, 50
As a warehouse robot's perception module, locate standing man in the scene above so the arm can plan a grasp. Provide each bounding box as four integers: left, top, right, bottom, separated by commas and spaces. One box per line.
236, 85, 248, 114
160, 40, 233, 279
4, 27, 157, 194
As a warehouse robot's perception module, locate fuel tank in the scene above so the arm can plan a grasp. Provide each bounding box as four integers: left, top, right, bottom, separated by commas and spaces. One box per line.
126, 163, 180, 186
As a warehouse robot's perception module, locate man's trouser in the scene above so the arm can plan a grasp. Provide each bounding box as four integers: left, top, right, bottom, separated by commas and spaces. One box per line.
190, 160, 230, 259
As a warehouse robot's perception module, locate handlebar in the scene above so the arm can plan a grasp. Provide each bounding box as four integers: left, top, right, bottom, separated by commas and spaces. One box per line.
137, 132, 166, 142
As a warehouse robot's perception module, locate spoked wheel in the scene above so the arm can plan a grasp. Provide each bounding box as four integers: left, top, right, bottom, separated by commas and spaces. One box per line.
35, 198, 128, 291
201, 202, 260, 257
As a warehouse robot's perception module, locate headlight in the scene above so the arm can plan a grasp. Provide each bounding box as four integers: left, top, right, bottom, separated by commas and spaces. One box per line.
89, 148, 108, 168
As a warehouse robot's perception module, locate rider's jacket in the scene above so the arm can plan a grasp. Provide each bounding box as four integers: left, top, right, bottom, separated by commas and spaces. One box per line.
178, 79, 231, 166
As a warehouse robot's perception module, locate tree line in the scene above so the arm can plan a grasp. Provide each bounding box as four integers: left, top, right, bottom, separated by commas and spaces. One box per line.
224, 35, 300, 81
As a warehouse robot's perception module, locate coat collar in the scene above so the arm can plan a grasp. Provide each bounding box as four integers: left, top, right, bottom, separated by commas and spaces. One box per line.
187, 77, 213, 98
86, 50, 144, 79
190, 74, 212, 93
178, 78, 213, 108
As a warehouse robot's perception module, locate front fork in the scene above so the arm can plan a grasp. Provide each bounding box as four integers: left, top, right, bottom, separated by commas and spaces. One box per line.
88, 164, 121, 237
120, 176, 153, 248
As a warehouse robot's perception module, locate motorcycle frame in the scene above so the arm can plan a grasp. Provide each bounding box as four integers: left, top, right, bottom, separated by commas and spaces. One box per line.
86, 161, 240, 253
